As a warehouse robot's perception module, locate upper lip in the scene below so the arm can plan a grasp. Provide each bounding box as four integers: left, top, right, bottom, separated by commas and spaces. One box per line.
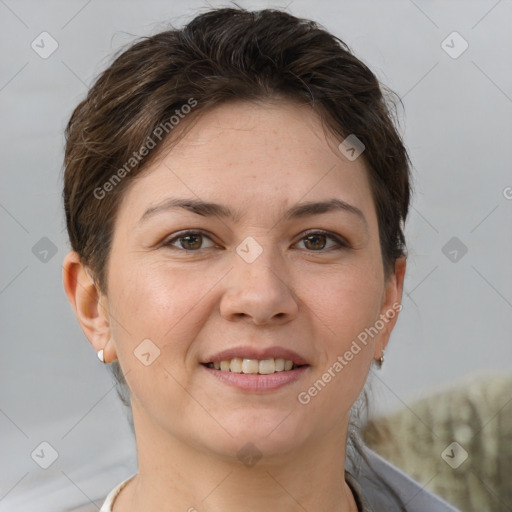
202, 346, 309, 366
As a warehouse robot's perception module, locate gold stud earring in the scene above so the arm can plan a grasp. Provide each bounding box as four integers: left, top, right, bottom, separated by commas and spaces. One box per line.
376, 349, 385, 368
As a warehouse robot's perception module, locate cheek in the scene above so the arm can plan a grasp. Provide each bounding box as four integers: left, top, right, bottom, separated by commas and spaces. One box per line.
108, 258, 225, 356
119, 274, 168, 325
106, 260, 208, 411
302, 261, 383, 395
110, 264, 178, 338
295, 271, 381, 423
305, 260, 383, 339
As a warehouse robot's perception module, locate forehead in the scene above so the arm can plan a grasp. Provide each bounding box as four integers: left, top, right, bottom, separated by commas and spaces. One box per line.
160, 100, 349, 168
117, 100, 376, 227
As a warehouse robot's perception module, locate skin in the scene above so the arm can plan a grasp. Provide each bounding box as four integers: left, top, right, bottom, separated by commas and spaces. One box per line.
63, 100, 406, 512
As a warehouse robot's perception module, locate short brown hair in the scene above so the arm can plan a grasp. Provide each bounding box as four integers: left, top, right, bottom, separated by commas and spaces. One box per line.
63, 6, 412, 405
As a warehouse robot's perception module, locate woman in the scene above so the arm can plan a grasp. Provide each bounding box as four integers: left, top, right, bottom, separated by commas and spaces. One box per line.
62, 7, 460, 511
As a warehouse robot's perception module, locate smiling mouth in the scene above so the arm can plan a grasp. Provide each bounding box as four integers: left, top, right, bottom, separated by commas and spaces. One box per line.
202, 358, 308, 375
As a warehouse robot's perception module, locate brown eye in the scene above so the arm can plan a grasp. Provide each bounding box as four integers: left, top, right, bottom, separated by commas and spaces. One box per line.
296, 231, 348, 251
303, 233, 327, 250
179, 233, 203, 250
164, 231, 215, 251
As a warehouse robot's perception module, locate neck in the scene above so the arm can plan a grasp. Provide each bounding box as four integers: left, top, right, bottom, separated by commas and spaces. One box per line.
114, 404, 358, 512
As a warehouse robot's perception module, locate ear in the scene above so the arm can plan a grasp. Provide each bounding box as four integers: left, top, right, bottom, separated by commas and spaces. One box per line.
62, 251, 116, 363
373, 256, 406, 360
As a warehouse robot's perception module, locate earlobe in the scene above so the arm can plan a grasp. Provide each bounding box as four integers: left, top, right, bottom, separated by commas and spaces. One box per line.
62, 251, 114, 360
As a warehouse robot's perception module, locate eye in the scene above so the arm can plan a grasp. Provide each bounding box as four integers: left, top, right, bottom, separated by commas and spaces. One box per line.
162, 229, 350, 252
295, 230, 349, 251
163, 230, 216, 251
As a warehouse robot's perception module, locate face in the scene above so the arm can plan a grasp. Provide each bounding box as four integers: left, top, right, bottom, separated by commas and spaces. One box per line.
88, 101, 403, 461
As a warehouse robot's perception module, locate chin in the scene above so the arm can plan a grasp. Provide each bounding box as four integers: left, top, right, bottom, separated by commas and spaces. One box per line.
195, 409, 311, 463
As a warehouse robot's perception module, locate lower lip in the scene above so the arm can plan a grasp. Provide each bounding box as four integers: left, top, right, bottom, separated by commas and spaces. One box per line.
201, 364, 310, 392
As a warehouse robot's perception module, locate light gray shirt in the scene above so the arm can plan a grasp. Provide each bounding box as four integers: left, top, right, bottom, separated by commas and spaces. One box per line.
346, 446, 461, 511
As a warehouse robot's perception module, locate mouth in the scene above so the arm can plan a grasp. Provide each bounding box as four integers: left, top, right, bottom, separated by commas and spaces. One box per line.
200, 347, 310, 391
202, 358, 308, 375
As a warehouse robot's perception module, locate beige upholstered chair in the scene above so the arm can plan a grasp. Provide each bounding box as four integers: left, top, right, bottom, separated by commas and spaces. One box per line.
363, 371, 512, 511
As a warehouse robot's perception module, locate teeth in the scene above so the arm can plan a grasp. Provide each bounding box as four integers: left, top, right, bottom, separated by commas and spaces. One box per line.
258, 359, 275, 374
230, 358, 242, 373
207, 357, 299, 374
241, 359, 258, 374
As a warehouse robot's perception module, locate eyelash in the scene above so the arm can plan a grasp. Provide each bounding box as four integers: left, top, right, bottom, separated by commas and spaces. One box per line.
162, 229, 350, 252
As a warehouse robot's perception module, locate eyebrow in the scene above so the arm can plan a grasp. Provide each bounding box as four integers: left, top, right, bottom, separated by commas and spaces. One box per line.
138, 197, 368, 228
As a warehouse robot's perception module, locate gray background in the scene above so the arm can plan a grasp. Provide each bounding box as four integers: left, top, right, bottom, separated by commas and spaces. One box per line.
1, 0, 511, 510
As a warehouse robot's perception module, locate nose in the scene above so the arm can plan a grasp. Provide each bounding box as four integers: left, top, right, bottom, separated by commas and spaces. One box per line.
219, 245, 299, 326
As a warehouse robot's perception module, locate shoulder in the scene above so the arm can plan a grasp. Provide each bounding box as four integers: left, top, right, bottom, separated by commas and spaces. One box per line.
350, 446, 461, 511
